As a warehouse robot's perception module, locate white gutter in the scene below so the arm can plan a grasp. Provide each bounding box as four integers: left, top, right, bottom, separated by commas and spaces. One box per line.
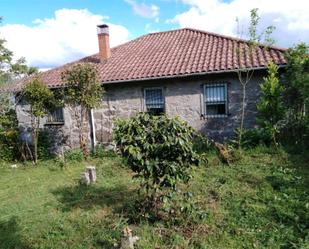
90, 109, 96, 151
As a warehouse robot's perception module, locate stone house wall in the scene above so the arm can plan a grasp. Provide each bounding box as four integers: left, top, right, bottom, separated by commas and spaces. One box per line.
16, 71, 266, 152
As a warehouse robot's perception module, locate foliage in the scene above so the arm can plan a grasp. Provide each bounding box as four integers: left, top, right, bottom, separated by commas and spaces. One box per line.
285, 43, 309, 109
192, 134, 213, 153
213, 142, 241, 165
113, 113, 200, 215
23, 77, 54, 118
64, 148, 84, 162
161, 191, 207, 226
37, 130, 52, 160
0, 128, 19, 161
0, 108, 18, 129
61, 63, 103, 155
282, 43, 309, 146
0, 18, 37, 131
257, 61, 285, 144
232, 128, 273, 149
235, 8, 275, 148
22, 77, 55, 164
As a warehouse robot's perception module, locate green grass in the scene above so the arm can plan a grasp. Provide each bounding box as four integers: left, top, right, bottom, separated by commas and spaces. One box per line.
0, 147, 308, 249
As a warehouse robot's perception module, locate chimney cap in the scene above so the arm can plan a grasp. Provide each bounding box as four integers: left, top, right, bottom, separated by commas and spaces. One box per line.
97, 24, 109, 35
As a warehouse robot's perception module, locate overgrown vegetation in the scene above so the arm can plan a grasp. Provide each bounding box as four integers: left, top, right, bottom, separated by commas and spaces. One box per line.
0, 147, 308, 249
235, 8, 275, 147
22, 77, 55, 164
61, 63, 103, 156
255, 61, 285, 145
238, 43, 309, 149
282, 43, 309, 148
0, 17, 38, 163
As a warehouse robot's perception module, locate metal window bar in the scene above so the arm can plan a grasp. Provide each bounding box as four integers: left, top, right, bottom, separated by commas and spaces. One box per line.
204, 83, 227, 118
145, 88, 164, 112
47, 107, 64, 124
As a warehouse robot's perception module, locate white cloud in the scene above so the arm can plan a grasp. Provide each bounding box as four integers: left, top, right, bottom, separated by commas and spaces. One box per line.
171, 0, 309, 47
145, 23, 159, 33
0, 9, 130, 70
125, 0, 159, 18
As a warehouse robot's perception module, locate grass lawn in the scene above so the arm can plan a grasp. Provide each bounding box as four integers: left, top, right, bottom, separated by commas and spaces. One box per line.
0, 147, 308, 249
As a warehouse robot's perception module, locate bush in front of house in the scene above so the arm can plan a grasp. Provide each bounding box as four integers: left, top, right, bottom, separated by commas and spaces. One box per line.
113, 113, 200, 220
232, 128, 273, 149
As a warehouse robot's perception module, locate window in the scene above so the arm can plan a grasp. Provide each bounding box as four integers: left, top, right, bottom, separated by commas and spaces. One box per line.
46, 107, 64, 124
204, 83, 227, 117
144, 88, 165, 114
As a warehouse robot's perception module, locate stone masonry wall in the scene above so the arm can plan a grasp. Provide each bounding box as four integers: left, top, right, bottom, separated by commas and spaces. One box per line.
93, 71, 265, 143
16, 71, 266, 152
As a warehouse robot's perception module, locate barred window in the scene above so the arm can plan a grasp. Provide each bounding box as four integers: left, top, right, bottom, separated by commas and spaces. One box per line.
144, 88, 165, 114
204, 83, 227, 117
46, 107, 64, 124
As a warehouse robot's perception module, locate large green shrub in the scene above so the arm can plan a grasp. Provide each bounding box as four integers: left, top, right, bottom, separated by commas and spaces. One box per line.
113, 113, 199, 209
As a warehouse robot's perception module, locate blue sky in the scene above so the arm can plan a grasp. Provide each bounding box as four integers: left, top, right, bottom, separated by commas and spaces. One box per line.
1, 0, 186, 39
1, 0, 308, 70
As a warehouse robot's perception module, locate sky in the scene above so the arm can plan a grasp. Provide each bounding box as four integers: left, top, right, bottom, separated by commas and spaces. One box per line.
0, 0, 308, 70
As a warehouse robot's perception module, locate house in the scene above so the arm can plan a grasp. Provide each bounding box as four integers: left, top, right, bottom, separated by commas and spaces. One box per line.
12, 24, 286, 152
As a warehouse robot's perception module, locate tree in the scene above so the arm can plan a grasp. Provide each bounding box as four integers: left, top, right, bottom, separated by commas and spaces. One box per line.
283, 43, 309, 145
61, 63, 103, 155
257, 61, 285, 144
285, 43, 309, 115
0, 17, 37, 128
235, 8, 275, 147
113, 113, 199, 216
23, 77, 54, 164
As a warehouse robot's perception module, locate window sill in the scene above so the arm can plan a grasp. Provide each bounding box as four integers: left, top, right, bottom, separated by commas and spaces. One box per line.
44, 122, 65, 126
201, 114, 228, 119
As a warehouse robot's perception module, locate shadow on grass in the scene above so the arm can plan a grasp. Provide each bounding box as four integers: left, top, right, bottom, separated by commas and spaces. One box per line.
52, 184, 138, 212
0, 217, 32, 249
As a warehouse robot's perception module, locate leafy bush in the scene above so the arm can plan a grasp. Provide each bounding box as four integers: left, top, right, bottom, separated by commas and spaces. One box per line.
113, 113, 200, 215
0, 128, 19, 161
0, 109, 18, 129
257, 61, 285, 144
232, 128, 273, 149
192, 134, 213, 153
37, 130, 52, 160
64, 148, 84, 162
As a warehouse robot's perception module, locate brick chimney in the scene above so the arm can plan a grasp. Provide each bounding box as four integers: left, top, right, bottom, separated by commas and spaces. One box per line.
97, 24, 110, 62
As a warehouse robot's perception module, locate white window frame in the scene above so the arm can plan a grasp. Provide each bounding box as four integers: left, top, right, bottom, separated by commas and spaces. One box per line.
203, 83, 228, 118
144, 87, 165, 113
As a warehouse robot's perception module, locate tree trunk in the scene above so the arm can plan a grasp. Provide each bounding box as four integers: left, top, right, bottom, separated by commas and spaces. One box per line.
33, 118, 39, 164
79, 106, 89, 156
238, 84, 246, 148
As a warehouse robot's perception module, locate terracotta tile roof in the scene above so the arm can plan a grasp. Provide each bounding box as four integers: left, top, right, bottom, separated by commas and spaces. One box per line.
4, 28, 287, 92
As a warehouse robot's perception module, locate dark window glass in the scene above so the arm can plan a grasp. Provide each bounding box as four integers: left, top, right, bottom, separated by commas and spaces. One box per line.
46, 107, 64, 124
145, 88, 164, 114
204, 84, 227, 117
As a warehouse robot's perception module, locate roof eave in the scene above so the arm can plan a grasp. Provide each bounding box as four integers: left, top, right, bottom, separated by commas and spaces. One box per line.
102, 64, 287, 85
